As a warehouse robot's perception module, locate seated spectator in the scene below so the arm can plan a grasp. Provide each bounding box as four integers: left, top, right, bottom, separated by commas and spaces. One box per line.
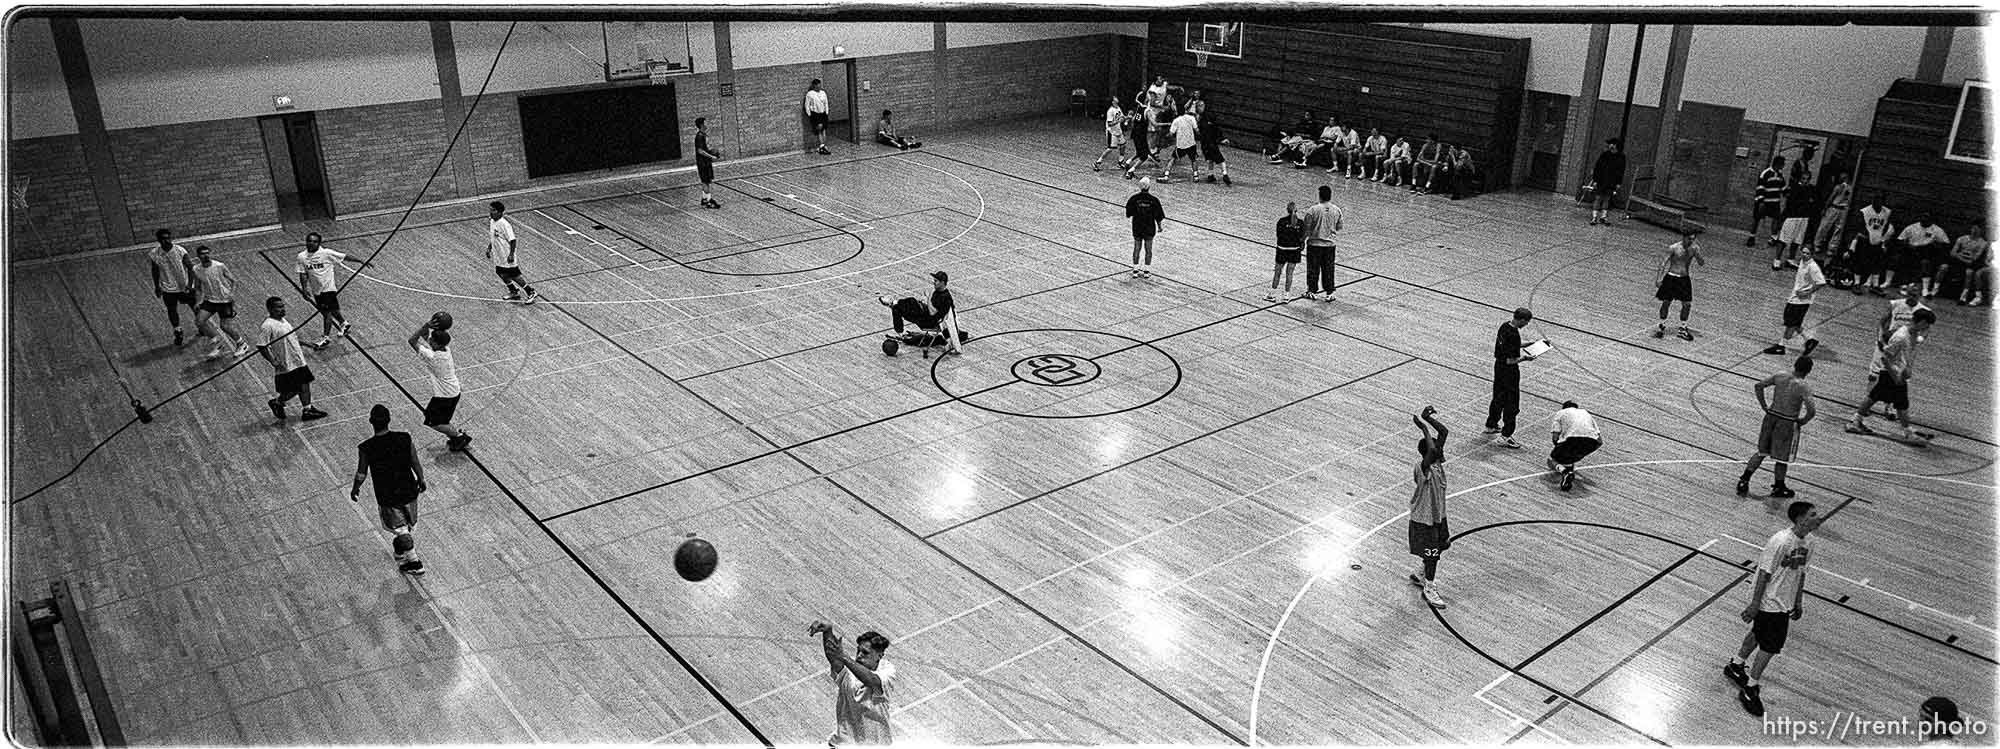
1268, 109, 1317, 161
1412, 134, 1444, 194
1360, 128, 1388, 181
1449, 146, 1479, 200
1294, 117, 1342, 168
1333, 124, 1363, 177
1382, 136, 1413, 187
874, 110, 921, 150
1945, 223, 1988, 304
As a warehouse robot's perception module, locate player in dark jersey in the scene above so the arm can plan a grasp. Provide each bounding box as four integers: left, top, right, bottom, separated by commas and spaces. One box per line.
694, 117, 721, 209
351, 404, 429, 575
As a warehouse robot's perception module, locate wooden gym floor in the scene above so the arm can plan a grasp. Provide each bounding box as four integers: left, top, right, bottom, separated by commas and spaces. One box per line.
8, 115, 1995, 745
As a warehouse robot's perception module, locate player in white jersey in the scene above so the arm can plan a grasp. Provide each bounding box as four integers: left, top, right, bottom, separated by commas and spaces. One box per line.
256, 297, 326, 422
408, 318, 471, 451
189, 245, 252, 360
147, 228, 199, 346
1092, 96, 1131, 172
1406, 406, 1451, 609
294, 233, 362, 349
487, 202, 540, 304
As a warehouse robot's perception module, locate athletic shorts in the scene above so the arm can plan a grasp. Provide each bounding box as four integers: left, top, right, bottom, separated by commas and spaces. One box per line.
377, 501, 419, 532
1275, 247, 1302, 265
495, 266, 524, 283
1778, 217, 1810, 244
1106, 130, 1127, 148
1655, 273, 1693, 302
1753, 201, 1784, 221
313, 291, 341, 315
275, 366, 315, 396
1175, 146, 1198, 160
424, 396, 460, 426
161, 291, 197, 308
1408, 517, 1451, 557
697, 161, 715, 184
1752, 609, 1792, 654
1781, 302, 1811, 329
1755, 412, 1800, 461
1550, 436, 1601, 466
1201, 141, 1226, 163
1867, 375, 1910, 411
199, 301, 237, 318
808, 112, 829, 131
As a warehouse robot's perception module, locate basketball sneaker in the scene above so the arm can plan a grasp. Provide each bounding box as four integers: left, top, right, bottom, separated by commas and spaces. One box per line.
1769, 484, 1795, 498
1737, 684, 1765, 717
1408, 572, 1427, 588
1651, 325, 1665, 338
1092, 161, 1102, 172
398, 559, 427, 576
1800, 338, 1818, 356
269, 398, 285, 420
1723, 662, 1749, 688
234, 342, 253, 358
301, 407, 329, 422
1264, 293, 1279, 302
524, 291, 540, 305
1559, 467, 1575, 491
1421, 582, 1448, 609
1762, 344, 1787, 355
174, 329, 184, 346
1676, 327, 1695, 341
1736, 477, 1751, 496
817, 145, 831, 155
1482, 426, 1502, 434
1496, 436, 1523, 449
312, 336, 333, 349
448, 431, 473, 452
339, 321, 352, 336
1222, 175, 1231, 186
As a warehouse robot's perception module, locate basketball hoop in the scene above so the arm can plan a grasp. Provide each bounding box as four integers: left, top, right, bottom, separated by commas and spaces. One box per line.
1193, 49, 1211, 68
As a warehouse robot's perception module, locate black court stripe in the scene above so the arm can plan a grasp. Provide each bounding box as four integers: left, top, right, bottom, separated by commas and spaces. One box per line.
1427, 596, 1673, 745
1511, 548, 1704, 672
923, 357, 1416, 539
915, 149, 1991, 448
254, 252, 775, 747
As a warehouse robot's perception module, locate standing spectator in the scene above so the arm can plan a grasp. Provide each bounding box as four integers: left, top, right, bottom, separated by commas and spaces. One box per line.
189, 245, 252, 360
1406, 406, 1452, 609
1586, 138, 1626, 226
486, 202, 541, 304
1773, 179, 1818, 270
1853, 195, 1895, 294
1124, 177, 1165, 279
1762, 246, 1826, 357
351, 404, 428, 576
1652, 229, 1706, 340
1093, 95, 1129, 172
1846, 308, 1935, 444
1360, 128, 1388, 181
1746, 155, 1788, 248
1483, 307, 1538, 448
1736, 356, 1816, 499
874, 110, 920, 150
693, 117, 721, 209
146, 228, 199, 347
256, 296, 326, 422
1300, 185, 1343, 301
294, 233, 359, 349
1949, 225, 1990, 305
1267, 201, 1304, 302
408, 318, 471, 451
1194, 100, 1230, 185
1811, 171, 1852, 253
808, 620, 897, 746
1723, 501, 1825, 718
1547, 400, 1602, 491
803, 78, 832, 155
1382, 136, 1413, 187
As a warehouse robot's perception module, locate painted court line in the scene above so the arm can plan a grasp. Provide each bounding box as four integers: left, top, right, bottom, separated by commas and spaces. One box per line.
1715, 531, 1995, 634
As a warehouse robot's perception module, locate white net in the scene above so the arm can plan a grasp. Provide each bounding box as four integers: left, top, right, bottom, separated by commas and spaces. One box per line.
1193, 49, 1210, 68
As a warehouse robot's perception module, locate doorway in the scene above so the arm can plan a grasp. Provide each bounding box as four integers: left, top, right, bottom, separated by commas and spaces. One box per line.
806, 58, 857, 149
258, 112, 333, 224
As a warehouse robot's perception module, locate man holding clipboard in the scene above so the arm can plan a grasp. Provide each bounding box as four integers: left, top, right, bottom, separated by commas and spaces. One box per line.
1484, 307, 1545, 448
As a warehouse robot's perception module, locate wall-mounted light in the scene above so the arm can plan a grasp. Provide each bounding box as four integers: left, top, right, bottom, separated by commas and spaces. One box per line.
272, 95, 295, 111
832, 45, 846, 57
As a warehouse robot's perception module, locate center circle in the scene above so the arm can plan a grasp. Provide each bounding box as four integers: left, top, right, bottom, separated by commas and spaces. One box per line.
1011, 354, 1102, 387
931, 328, 1182, 420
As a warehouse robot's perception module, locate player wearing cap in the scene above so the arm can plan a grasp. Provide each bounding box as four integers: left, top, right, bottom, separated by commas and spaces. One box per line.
879, 271, 959, 354
351, 404, 428, 575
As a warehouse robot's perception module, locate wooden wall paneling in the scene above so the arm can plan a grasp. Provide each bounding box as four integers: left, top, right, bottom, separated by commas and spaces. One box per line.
1855, 79, 1995, 235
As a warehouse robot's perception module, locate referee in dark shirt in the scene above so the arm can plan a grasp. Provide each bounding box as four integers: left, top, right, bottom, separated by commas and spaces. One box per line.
1483, 307, 1538, 448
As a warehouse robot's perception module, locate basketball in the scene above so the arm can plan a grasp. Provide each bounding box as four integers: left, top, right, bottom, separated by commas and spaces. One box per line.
673, 537, 718, 581
431, 311, 453, 330
881, 338, 900, 356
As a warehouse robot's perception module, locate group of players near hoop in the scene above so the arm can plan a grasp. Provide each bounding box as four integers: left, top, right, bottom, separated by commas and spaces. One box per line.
1094, 76, 1234, 185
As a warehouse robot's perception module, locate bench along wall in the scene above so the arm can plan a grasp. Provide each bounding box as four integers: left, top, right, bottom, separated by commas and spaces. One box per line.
1144, 21, 1528, 191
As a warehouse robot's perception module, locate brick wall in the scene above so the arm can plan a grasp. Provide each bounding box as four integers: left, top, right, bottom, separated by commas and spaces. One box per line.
106, 119, 272, 245
7, 136, 108, 260
1555, 97, 1593, 195
855, 50, 937, 137
945, 36, 1110, 126
318, 98, 456, 215
726, 62, 823, 156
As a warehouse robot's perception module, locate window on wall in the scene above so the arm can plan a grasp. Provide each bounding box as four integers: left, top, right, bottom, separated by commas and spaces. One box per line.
1945, 79, 1990, 165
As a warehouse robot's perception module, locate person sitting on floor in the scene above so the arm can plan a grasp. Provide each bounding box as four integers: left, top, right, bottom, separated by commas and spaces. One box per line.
1268, 109, 1318, 163
1412, 134, 1445, 194
878, 270, 960, 355
1449, 146, 1479, 200
1294, 117, 1343, 168
875, 110, 921, 150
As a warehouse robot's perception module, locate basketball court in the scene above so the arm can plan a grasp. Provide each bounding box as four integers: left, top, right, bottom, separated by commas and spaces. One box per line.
7, 27, 1995, 745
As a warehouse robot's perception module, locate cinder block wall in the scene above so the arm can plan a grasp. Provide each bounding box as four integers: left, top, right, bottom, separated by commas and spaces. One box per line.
9, 138, 106, 260
105, 119, 272, 243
